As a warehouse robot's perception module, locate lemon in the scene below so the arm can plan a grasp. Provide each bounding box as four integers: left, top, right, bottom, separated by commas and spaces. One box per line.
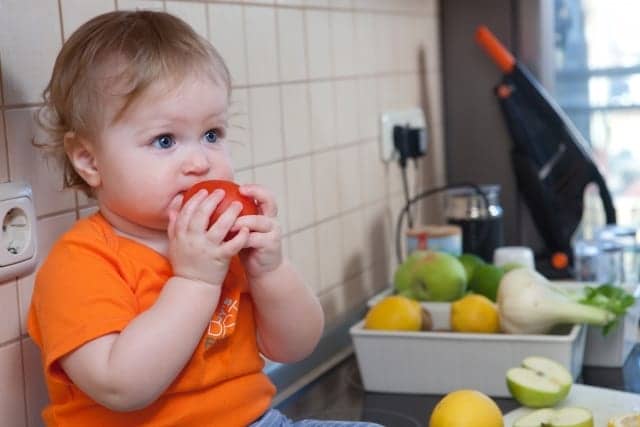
609, 413, 640, 427
450, 294, 500, 333
364, 295, 423, 331
469, 264, 504, 302
429, 389, 503, 427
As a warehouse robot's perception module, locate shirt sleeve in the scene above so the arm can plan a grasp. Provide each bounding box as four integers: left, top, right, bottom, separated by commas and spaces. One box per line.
29, 236, 138, 384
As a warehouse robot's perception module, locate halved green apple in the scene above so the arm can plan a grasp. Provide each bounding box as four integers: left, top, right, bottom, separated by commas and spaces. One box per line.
514, 407, 593, 427
506, 356, 573, 407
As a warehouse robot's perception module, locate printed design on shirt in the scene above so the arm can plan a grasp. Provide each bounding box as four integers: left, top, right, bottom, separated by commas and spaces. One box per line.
204, 284, 241, 349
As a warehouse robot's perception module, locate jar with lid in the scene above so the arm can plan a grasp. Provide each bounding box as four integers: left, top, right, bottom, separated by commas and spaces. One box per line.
444, 185, 504, 262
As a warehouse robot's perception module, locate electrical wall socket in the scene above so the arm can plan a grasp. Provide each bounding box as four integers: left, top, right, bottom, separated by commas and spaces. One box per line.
379, 108, 427, 162
0, 182, 37, 282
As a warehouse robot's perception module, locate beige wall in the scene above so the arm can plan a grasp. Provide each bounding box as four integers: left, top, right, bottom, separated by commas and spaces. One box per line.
0, 0, 444, 425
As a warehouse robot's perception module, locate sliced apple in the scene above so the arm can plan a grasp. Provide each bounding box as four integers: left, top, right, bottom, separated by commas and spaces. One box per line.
514, 407, 593, 427
506, 356, 573, 407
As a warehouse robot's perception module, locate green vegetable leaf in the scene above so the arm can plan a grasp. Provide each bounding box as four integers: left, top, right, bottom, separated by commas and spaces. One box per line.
579, 284, 635, 335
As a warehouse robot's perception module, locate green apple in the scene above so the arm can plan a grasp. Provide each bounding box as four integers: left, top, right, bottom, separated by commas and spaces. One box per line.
506, 356, 573, 408
394, 251, 467, 301
514, 407, 593, 427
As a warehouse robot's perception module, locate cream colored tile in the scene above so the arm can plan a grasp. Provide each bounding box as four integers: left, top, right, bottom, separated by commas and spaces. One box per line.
305, 0, 329, 7
60, 0, 115, 40
277, 9, 307, 82
330, 11, 355, 77
421, 15, 440, 74
285, 156, 314, 231
337, 145, 362, 212
0, 281, 19, 345
246, 0, 274, 4
276, 0, 305, 5
233, 168, 253, 186
334, 79, 358, 145
288, 228, 319, 292
5, 109, 76, 216
17, 212, 77, 333
353, 12, 375, 75
318, 285, 345, 325
305, 10, 332, 79
248, 86, 283, 165
315, 217, 342, 291
244, 6, 279, 85
0, 114, 8, 182
116, 0, 163, 11
356, 77, 378, 140
312, 150, 339, 221
359, 140, 386, 203
308, 81, 336, 151
329, 0, 352, 8
281, 83, 311, 157
228, 89, 252, 169
340, 209, 364, 278
254, 162, 288, 234
76, 190, 97, 210
22, 338, 48, 427
374, 14, 393, 73
0, 0, 61, 105
0, 341, 26, 427
362, 200, 392, 269
208, 4, 248, 86
165, 1, 208, 39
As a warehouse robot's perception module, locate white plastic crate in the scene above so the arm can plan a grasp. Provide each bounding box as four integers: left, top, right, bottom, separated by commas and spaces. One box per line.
350, 313, 586, 397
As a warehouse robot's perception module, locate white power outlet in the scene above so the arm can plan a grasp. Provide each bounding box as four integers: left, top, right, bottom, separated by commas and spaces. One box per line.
379, 108, 427, 162
0, 182, 38, 282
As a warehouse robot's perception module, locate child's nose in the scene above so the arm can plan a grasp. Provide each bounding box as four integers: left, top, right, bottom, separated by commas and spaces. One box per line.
182, 146, 211, 175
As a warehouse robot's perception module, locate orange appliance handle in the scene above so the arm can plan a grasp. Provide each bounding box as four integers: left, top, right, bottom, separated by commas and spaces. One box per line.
475, 25, 515, 73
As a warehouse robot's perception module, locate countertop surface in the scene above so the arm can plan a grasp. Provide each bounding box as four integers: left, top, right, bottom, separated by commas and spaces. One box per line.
277, 344, 640, 426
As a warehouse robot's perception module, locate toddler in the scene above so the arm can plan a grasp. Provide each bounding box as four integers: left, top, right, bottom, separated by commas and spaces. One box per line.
28, 10, 380, 427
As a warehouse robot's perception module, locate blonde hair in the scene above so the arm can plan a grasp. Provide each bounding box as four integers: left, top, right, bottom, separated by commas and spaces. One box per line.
35, 10, 231, 196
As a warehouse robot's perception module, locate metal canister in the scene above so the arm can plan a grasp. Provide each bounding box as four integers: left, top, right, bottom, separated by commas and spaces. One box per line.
444, 185, 504, 262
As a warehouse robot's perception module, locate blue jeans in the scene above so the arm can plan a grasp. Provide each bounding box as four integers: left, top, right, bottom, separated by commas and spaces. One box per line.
249, 409, 384, 427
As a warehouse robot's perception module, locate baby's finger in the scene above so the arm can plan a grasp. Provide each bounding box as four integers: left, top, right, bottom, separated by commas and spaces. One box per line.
220, 226, 250, 255
239, 184, 278, 217
231, 215, 274, 233
189, 189, 224, 232
175, 189, 208, 232
207, 201, 243, 242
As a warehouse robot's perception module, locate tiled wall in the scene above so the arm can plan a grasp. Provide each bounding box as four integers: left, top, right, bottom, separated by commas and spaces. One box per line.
0, 0, 444, 425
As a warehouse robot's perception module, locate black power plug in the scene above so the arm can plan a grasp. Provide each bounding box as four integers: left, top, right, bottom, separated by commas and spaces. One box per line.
393, 124, 427, 167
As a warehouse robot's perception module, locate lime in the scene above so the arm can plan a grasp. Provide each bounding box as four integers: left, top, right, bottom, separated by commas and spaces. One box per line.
469, 264, 504, 302
457, 253, 486, 283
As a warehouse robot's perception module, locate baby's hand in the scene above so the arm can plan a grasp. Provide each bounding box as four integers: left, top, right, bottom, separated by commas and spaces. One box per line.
231, 184, 283, 279
167, 189, 249, 286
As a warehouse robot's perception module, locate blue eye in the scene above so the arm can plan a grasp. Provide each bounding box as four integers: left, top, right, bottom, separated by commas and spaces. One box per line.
152, 134, 175, 149
204, 129, 219, 144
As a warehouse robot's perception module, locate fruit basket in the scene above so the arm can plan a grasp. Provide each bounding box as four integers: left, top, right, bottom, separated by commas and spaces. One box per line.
349, 313, 586, 397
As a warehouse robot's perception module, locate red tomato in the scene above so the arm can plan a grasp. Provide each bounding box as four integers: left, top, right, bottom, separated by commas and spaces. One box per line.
182, 180, 258, 238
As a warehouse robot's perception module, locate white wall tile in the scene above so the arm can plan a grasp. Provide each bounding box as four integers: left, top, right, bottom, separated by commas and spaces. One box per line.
117, 0, 163, 11
228, 89, 253, 170
315, 217, 343, 291
359, 140, 387, 203
288, 228, 319, 292
254, 162, 289, 235
165, 1, 208, 39
0, 114, 9, 182
208, 4, 248, 86
276, 0, 306, 5
0, 342, 26, 427
285, 156, 314, 231
5, 109, 76, 216
281, 83, 311, 157
340, 209, 364, 278
337, 145, 362, 212
277, 9, 307, 82
244, 6, 279, 85
374, 14, 394, 73
312, 150, 340, 221
356, 77, 378, 140
353, 12, 376, 75
0, 282, 19, 345
308, 81, 336, 151
0, 0, 61, 105
22, 338, 48, 427
305, 0, 329, 7
248, 86, 284, 165
305, 10, 332, 79
329, 0, 352, 9
330, 11, 355, 77
60, 0, 115, 40
18, 212, 77, 334
334, 79, 358, 145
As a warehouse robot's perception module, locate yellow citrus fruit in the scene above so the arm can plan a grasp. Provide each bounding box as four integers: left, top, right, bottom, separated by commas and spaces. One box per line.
364, 295, 422, 331
429, 389, 503, 427
609, 413, 640, 427
450, 294, 500, 333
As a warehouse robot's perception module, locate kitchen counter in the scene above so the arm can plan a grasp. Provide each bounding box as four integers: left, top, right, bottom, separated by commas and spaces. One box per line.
277, 344, 640, 425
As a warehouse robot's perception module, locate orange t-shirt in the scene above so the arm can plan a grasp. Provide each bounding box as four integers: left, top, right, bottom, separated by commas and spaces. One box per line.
27, 213, 275, 426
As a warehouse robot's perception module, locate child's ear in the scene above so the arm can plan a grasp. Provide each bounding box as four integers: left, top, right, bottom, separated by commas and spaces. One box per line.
63, 131, 101, 188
